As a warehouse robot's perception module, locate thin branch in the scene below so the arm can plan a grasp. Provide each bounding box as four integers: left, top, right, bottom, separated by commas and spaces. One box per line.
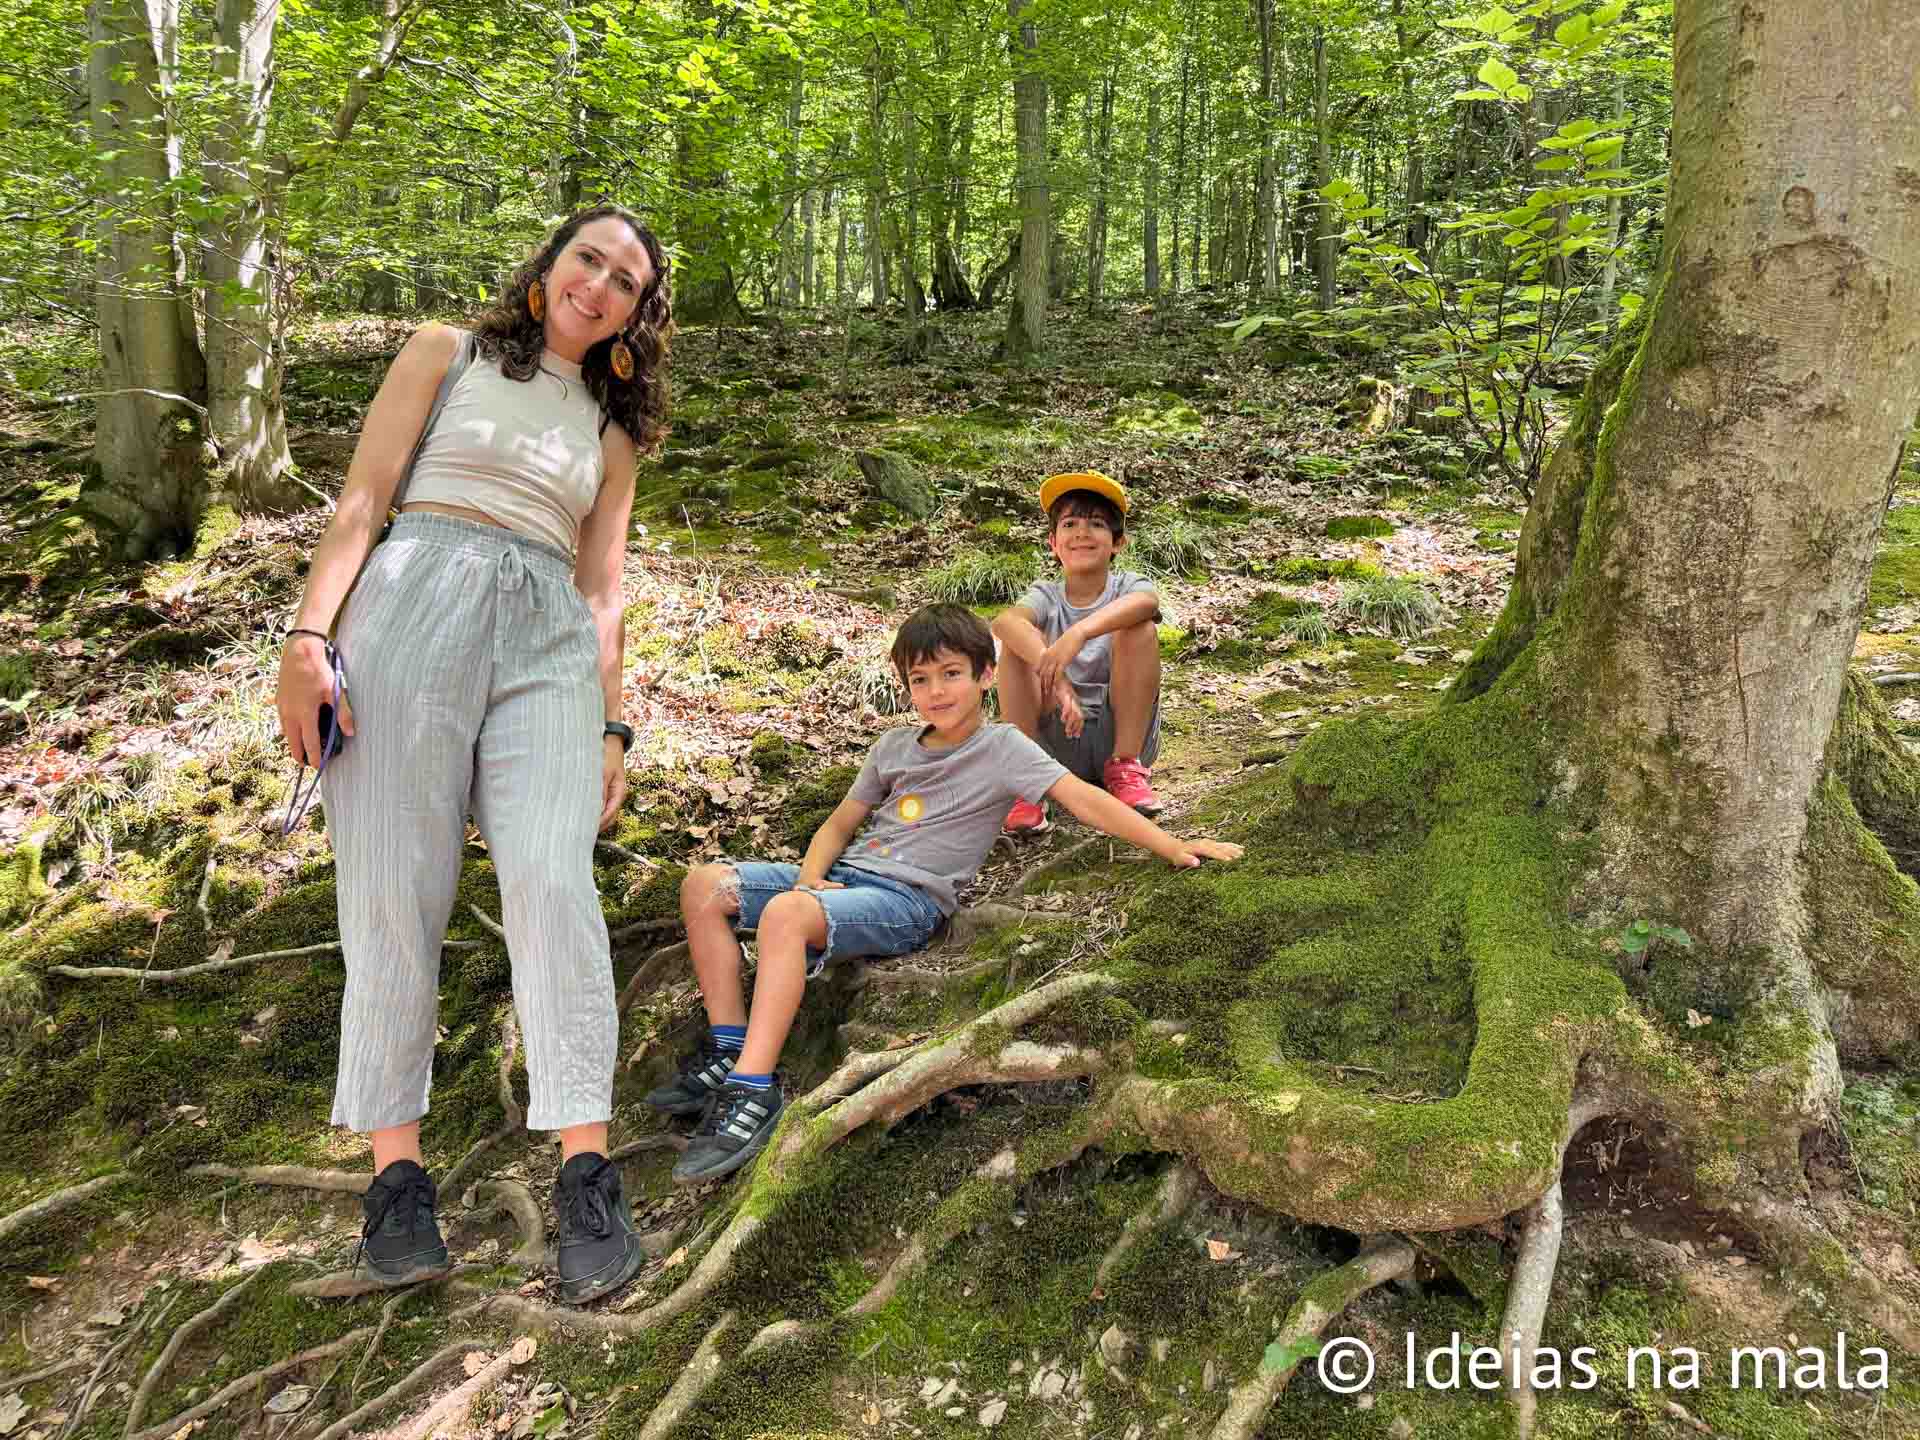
124, 1270, 264, 1439
0, 1172, 127, 1246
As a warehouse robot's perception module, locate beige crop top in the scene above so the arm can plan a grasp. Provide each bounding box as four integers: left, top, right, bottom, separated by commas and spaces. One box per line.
402, 349, 605, 555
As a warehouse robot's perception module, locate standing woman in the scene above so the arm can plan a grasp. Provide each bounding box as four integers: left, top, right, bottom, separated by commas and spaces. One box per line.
274, 205, 670, 1305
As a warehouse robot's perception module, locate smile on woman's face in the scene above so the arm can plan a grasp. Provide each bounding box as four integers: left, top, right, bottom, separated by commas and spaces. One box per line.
542, 216, 656, 363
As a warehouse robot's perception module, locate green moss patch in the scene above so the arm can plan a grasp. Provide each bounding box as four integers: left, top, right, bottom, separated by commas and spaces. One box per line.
1870, 501, 1920, 610
1326, 515, 1396, 540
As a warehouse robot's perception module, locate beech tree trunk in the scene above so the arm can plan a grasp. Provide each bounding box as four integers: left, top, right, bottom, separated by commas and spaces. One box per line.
1004, 0, 1046, 359
1311, 28, 1334, 311
83, 0, 210, 561
1457, 0, 1920, 1127
1250, 0, 1278, 292
1143, 80, 1161, 296
1087, 67, 1113, 309
200, 0, 298, 513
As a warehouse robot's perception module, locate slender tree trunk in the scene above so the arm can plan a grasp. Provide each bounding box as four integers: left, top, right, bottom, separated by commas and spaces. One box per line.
1170, 35, 1190, 298
1144, 79, 1162, 296
200, 0, 297, 512
899, 1, 925, 352
782, 67, 804, 306
1312, 27, 1335, 311
1087, 67, 1114, 309
82, 0, 210, 561
801, 187, 818, 307
1190, 71, 1207, 290
1456, 0, 1920, 1118
835, 192, 849, 307
1251, 0, 1278, 292
1597, 74, 1629, 334
1004, 0, 1047, 359
865, 51, 890, 309
672, 4, 749, 326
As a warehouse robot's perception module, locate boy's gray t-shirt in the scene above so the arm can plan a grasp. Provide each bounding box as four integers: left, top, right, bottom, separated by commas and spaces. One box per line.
1014, 570, 1160, 717
842, 722, 1068, 913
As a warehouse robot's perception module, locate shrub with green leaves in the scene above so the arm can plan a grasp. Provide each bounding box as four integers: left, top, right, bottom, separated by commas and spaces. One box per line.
1332, 575, 1448, 638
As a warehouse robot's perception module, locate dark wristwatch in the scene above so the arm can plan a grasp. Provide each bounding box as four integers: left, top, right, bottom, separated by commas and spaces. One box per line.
603, 721, 634, 753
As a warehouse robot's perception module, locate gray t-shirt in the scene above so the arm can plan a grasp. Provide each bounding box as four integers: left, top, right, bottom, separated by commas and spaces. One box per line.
1014, 570, 1161, 717
842, 722, 1069, 913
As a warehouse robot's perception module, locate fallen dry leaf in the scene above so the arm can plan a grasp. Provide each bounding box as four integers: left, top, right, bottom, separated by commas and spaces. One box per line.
1205, 1238, 1240, 1262
465, 1351, 493, 1378
661, 1245, 688, 1270
863, 1402, 881, 1426
24, 1277, 59, 1292
509, 1337, 537, 1365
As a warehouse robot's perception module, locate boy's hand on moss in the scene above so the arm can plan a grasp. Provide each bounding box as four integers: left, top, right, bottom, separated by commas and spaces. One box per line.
1167, 838, 1245, 868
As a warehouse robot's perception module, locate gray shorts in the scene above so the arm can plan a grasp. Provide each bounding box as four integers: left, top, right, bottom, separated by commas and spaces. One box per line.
1037, 698, 1162, 784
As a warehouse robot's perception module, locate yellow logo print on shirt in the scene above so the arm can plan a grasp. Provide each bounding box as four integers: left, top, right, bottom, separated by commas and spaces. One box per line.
897, 793, 927, 823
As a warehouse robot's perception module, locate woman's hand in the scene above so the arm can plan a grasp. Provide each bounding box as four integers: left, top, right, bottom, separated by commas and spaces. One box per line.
275, 634, 353, 766
599, 735, 627, 832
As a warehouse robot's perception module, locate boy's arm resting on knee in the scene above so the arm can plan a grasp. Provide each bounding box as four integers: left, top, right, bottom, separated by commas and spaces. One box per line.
991, 606, 1048, 665
1065, 589, 1161, 641
796, 795, 873, 889
1044, 775, 1245, 868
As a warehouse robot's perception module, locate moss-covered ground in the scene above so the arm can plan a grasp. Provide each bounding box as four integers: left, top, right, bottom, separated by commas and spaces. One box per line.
0, 311, 1916, 1440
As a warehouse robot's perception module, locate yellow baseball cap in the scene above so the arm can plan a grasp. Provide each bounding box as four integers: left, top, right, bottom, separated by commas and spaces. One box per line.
1038, 470, 1128, 515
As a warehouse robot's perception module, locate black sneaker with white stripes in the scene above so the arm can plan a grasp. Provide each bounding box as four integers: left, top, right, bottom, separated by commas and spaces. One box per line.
672, 1081, 786, 1185
644, 1029, 737, 1116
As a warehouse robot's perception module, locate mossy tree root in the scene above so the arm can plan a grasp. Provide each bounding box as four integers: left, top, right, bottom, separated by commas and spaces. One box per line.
129, 1326, 374, 1440
187, 1163, 370, 1193
0, 1171, 128, 1246
394, 1343, 519, 1440
308, 1339, 493, 1440
1500, 1181, 1564, 1440
1207, 1238, 1416, 1440
473, 1178, 546, 1268
48, 939, 480, 984
1096, 1161, 1202, 1288
291, 1261, 478, 1303
636, 1311, 735, 1440
438, 1011, 525, 1198
123, 1269, 263, 1438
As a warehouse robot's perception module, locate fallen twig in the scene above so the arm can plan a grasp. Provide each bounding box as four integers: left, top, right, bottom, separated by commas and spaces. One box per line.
0, 1356, 89, 1394
466, 903, 508, 942
51, 942, 340, 982
1872, 672, 1920, 687
188, 1164, 370, 1193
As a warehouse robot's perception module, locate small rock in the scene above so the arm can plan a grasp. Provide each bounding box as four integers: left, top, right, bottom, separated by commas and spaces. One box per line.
921, 1379, 945, 1401
1124, 1425, 1143, 1440
1037, 1371, 1067, 1403
945, 1407, 965, 1418
1008, 1360, 1024, 1375
1099, 1325, 1133, 1366
1356, 1393, 1375, 1410
1151, 1338, 1171, 1364
1390, 1419, 1414, 1440
263, 1385, 311, 1416
1201, 1360, 1215, 1392
978, 1399, 1008, 1428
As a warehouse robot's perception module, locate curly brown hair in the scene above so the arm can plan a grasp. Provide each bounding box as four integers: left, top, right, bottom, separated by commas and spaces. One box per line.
472, 204, 674, 452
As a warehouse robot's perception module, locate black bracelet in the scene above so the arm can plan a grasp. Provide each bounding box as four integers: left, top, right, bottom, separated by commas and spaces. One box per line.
604, 721, 634, 753
286, 627, 330, 646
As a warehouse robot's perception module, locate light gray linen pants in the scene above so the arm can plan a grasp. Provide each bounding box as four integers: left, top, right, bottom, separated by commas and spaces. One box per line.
322, 513, 615, 1133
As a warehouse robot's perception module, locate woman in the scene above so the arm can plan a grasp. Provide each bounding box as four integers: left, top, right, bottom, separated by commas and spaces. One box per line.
274, 204, 670, 1305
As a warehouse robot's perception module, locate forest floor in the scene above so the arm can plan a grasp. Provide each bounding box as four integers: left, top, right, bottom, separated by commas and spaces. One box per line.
1, 298, 1919, 1440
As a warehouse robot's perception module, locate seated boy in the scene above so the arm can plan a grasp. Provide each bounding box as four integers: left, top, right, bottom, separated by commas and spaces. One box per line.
991, 471, 1163, 836
652, 603, 1242, 1185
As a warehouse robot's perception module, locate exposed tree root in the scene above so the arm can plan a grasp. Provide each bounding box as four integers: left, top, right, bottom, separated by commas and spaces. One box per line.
438, 1012, 525, 1198
1742, 1189, 1920, 1351
1207, 1238, 1416, 1440
310, 1340, 492, 1440
47, 939, 478, 984
617, 941, 689, 1019
608, 1133, 688, 1161
129, 1327, 373, 1440
72, 1295, 171, 1434
1, 1357, 89, 1394
0, 1171, 127, 1245
394, 1343, 518, 1440
1096, 1161, 1202, 1288
1500, 1180, 1564, 1440
610, 916, 684, 945
636, 1311, 734, 1440
187, 1163, 370, 1193
473, 1179, 546, 1268
124, 1269, 263, 1438
467, 902, 508, 942
595, 838, 651, 866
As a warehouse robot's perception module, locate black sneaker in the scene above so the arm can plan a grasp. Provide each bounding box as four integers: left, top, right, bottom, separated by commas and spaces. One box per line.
644, 1029, 738, 1116
672, 1081, 786, 1185
355, 1159, 450, 1286
553, 1153, 644, 1305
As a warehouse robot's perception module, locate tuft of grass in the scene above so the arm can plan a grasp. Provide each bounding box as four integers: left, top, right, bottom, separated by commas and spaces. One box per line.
818, 648, 912, 716
0, 655, 33, 701
1332, 575, 1448, 639
1326, 515, 1395, 541
1129, 514, 1210, 577
923, 548, 1044, 605
1276, 603, 1332, 649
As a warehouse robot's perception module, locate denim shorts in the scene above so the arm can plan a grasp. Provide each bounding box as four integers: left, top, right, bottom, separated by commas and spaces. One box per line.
729, 861, 945, 976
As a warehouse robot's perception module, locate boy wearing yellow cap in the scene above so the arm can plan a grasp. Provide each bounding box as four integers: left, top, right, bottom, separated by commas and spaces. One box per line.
991, 472, 1163, 834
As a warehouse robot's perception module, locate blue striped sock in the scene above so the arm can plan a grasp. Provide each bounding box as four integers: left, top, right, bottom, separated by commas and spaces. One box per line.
711, 1025, 746, 1054
729, 1072, 774, 1090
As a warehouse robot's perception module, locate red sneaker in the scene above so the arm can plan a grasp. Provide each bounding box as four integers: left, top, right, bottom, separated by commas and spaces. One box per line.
1004, 798, 1051, 835
1102, 756, 1162, 815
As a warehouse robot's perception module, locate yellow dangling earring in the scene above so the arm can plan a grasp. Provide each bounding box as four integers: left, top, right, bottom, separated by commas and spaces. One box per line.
527, 278, 547, 323
610, 337, 635, 381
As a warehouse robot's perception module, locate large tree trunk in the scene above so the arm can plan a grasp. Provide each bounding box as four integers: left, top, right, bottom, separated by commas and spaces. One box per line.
1003, 0, 1046, 360
200, 0, 298, 513
1455, 0, 1920, 1138
83, 0, 210, 561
